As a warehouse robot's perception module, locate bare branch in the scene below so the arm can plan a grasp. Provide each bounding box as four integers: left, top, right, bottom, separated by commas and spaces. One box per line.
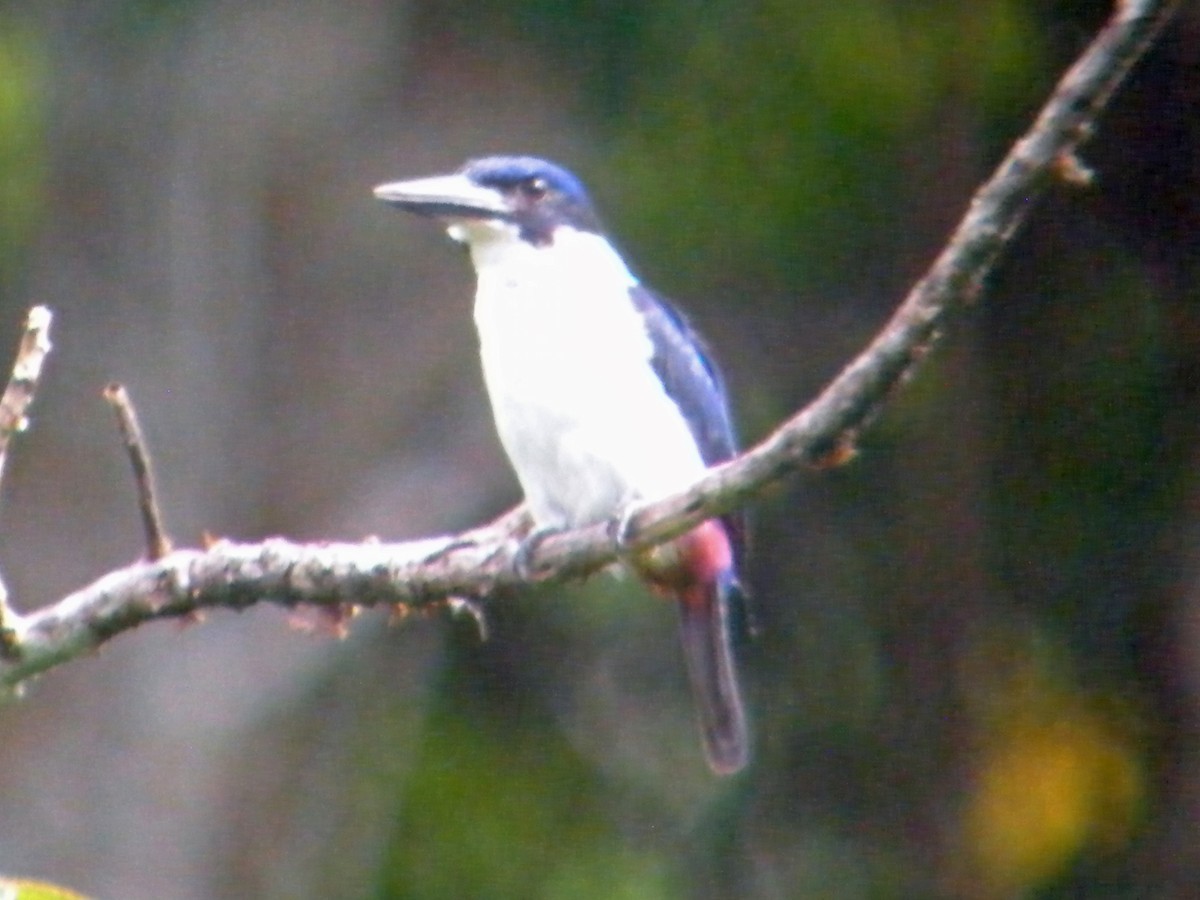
0, 306, 52, 493
103, 383, 172, 560
0, 306, 54, 657
0, 0, 1180, 691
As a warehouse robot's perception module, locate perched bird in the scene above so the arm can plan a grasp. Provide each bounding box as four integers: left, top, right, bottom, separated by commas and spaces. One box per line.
374, 156, 749, 774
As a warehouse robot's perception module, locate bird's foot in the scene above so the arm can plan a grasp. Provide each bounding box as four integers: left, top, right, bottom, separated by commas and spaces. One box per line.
512, 525, 564, 580
609, 500, 651, 556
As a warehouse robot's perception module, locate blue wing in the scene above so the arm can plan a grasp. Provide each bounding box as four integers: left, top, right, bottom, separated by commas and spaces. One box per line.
630, 285, 746, 568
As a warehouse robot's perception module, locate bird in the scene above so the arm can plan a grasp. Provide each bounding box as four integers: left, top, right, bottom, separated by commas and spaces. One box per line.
374, 155, 749, 774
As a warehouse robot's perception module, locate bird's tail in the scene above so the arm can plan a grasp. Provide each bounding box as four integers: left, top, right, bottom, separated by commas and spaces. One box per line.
677, 569, 749, 775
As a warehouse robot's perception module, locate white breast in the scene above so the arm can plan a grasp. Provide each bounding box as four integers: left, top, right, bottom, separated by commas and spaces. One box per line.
467, 225, 707, 528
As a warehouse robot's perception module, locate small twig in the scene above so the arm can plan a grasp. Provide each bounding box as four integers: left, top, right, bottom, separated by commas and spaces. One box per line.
0, 571, 16, 661
0, 307, 53, 653
0, 306, 53, 494
103, 383, 172, 560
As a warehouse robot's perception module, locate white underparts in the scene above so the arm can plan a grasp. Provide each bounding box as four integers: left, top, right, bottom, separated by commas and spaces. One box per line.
467, 223, 707, 528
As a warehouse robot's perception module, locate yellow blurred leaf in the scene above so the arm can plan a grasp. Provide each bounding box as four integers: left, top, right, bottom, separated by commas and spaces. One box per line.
0, 876, 92, 900
959, 636, 1145, 896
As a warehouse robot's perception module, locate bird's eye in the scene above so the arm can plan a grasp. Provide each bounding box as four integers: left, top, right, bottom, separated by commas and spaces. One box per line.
522, 178, 549, 201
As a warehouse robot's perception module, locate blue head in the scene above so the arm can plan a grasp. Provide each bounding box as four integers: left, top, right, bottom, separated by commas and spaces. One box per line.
374, 155, 603, 246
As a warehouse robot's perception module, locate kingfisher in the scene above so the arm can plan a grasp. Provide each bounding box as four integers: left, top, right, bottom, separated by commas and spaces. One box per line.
374, 156, 749, 774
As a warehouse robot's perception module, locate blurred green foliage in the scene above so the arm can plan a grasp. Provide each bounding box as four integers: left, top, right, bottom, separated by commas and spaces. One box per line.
376, 697, 679, 899
989, 247, 1176, 650
0, 18, 45, 290
609, 0, 1039, 293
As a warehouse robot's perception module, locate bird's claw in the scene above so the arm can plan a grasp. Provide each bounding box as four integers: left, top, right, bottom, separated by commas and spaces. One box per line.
512, 525, 563, 580
609, 500, 649, 555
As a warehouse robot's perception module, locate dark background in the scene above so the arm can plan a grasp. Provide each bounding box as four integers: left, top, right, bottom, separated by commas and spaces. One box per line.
0, 1, 1196, 897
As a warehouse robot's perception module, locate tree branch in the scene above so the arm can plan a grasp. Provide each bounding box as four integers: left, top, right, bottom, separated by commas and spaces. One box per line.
0, 0, 1179, 692
0, 306, 52, 491
0, 307, 53, 659
103, 383, 173, 561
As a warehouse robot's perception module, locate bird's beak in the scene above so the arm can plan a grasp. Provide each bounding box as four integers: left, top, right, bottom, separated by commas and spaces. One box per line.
373, 173, 509, 220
